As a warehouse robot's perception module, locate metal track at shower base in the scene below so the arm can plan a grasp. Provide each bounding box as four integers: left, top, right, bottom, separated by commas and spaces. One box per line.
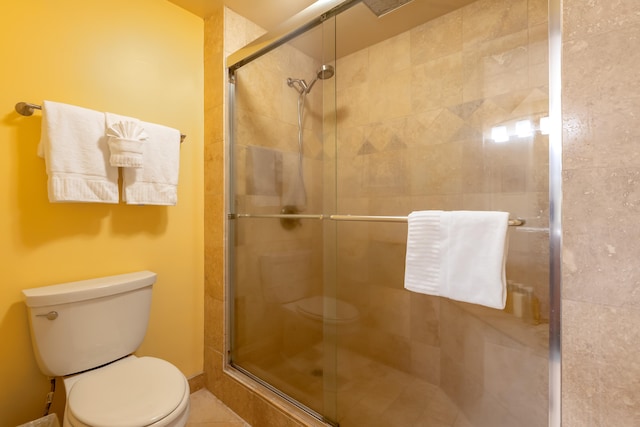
229, 363, 340, 427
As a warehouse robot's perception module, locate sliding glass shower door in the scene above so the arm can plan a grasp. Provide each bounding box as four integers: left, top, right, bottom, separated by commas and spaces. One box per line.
228, 15, 340, 423
330, 2, 550, 425
227, 1, 552, 426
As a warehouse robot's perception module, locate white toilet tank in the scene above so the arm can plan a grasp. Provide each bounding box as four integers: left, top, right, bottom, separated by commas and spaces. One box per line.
22, 271, 157, 377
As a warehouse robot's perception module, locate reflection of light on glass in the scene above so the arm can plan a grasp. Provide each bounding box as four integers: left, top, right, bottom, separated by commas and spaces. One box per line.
491, 126, 509, 143
540, 116, 550, 135
516, 120, 533, 137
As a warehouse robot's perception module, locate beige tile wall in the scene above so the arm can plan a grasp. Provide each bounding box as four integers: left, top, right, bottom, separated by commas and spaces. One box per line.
562, 0, 640, 425
440, 300, 548, 426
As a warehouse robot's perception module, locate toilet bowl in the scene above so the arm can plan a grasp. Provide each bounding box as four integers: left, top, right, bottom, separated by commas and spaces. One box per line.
63, 356, 190, 427
22, 271, 190, 427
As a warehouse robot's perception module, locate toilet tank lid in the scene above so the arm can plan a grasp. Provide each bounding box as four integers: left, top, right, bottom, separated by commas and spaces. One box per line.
22, 271, 157, 308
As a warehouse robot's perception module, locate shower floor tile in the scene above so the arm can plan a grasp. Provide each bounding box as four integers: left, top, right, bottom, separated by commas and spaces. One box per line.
236, 345, 474, 427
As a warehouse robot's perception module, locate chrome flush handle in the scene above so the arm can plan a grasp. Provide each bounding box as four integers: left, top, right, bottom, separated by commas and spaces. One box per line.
36, 311, 58, 320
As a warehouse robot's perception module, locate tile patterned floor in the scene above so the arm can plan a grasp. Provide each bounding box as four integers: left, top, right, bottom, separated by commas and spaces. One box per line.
188, 379, 472, 427
235, 345, 475, 427
186, 389, 250, 427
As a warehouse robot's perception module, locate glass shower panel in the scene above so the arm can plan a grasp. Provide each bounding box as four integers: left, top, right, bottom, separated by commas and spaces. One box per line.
332, 1, 550, 426
228, 0, 551, 426
229, 18, 339, 422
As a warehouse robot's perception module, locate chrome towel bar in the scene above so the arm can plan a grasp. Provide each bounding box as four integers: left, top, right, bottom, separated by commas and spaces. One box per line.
15, 102, 187, 143
232, 213, 525, 226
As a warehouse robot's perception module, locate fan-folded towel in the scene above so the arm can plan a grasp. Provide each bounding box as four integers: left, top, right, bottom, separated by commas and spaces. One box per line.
105, 113, 148, 168
403, 210, 510, 309
38, 100, 118, 203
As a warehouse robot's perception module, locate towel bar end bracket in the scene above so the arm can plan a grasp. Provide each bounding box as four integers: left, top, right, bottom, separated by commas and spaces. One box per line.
15, 102, 41, 116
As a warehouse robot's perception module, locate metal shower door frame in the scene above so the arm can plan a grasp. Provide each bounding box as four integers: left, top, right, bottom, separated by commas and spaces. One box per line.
224, 0, 563, 425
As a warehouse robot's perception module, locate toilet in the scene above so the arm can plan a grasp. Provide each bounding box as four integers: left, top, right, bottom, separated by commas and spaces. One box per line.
260, 251, 360, 351
22, 271, 190, 427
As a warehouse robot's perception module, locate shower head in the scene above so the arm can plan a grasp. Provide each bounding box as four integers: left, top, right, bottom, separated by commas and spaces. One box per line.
287, 64, 335, 95
362, 0, 414, 17
316, 64, 335, 80
305, 64, 335, 93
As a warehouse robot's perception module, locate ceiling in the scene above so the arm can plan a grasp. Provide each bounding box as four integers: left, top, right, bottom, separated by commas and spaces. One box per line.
169, 0, 317, 29
169, 0, 476, 59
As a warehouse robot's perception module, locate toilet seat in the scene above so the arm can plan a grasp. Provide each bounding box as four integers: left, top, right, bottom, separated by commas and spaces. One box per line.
66, 356, 188, 427
296, 296, 359, 324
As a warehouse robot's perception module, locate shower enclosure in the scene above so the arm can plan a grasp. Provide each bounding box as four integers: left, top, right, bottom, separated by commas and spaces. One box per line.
226, 0, 556, 426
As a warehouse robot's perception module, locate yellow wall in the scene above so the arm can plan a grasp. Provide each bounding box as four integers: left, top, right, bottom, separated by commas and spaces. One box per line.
0, 1, 204, 425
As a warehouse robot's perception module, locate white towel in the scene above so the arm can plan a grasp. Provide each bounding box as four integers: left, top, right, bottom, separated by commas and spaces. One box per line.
38, 100, 118, 203
105, 116, 148, 168
122, 122, 180, 205
404, 210, 510, 309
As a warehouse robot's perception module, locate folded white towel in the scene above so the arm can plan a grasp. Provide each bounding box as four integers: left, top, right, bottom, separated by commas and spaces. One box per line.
404, 210, 510, 309
38, 100, 118, 203
105, 118, 148, 168
122, 122, 180, 205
